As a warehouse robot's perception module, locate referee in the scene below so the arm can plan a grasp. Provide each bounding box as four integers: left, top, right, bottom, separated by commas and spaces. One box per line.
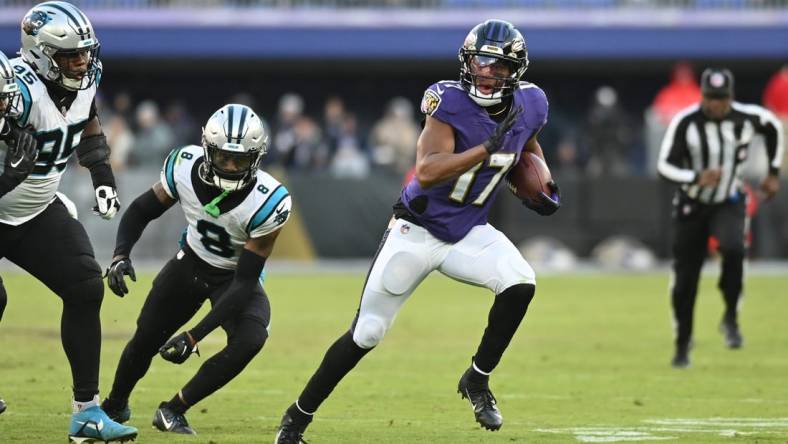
657, 68, 783, 368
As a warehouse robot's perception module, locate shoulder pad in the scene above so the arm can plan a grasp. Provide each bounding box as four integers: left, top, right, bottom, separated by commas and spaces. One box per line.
246, 179, 291, 236
160, 145, 202, 200
517, 82, 549, 128
421, 80, 467, 119
10, 58, 43, 126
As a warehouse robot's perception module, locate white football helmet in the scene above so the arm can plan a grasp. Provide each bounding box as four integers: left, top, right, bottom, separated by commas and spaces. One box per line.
200, 104, 268, 192
0, 50, 21, 128
20, 1, 101, 91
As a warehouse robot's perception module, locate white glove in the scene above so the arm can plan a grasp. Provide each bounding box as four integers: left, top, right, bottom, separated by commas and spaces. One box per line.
93, 185, 120, 220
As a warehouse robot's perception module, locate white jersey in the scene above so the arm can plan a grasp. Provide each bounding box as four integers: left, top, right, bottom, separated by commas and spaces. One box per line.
160, 145, 292, 270
0, 58, 98, 225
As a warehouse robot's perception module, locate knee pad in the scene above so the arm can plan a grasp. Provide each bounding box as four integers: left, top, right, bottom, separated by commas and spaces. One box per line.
60, 275, 104, 306
352, 315, 387, 349
381, 251, 426, 296
494, 257, 535, 294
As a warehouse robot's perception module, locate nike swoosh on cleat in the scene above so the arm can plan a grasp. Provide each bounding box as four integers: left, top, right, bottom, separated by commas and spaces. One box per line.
159, 410, 174, 430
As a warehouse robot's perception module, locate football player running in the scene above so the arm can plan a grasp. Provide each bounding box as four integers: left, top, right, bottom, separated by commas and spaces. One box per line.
102, 104, 291, 436
275, 19, 560, 443
0, 3, 136, 442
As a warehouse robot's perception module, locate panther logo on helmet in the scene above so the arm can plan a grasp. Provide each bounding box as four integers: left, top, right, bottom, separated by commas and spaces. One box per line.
22, 10, 49, 36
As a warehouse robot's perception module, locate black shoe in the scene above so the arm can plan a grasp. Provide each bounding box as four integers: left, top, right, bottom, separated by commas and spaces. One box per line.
152, 402, 196, 435
671, 344, 690, 369
720, 316, 743, 349
0, 398, 6, 414
275, 410, 311, 444
457, 367, 503, 431
101, 397, 131, 424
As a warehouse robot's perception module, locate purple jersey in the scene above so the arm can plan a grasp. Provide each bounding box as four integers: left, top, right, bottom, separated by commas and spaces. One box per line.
401, 80, 548, 243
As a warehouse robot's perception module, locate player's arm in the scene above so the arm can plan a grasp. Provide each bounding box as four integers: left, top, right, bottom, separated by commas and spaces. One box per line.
105, 181, 176, 297
756, 109, 783, 199
522, 133, 561, 215
159, 230, 281, 364
415, 105, 522, 188
76, 112, 121, 219
0, 119, 37, 198
657, 113, 720, 186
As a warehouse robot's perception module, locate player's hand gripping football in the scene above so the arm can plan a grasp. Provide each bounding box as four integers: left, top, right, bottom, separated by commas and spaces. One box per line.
483, 105, 522, 154
524, 180, 561, 216
106, 256, 136, 297
93, 185, 120, 220
159, 331, 200, 364
0, 121, 38, 185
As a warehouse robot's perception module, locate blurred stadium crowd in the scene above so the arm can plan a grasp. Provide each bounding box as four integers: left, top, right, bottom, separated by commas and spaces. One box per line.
99, 63, 788, 183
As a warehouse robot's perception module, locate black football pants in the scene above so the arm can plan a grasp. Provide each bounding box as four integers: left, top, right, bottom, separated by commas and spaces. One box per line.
0, 198, 104, 402
671, 197, 746, 348
108, 245, 270, 410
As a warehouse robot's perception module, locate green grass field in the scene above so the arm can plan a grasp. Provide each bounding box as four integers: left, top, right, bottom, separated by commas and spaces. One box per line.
0, 271, 787, 443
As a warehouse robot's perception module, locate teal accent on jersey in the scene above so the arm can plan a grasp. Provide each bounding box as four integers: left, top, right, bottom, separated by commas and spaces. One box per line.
246, 185, 289, 233
164, 148, 180, 200
16, 79, 32, 126
178, 226, 187, 248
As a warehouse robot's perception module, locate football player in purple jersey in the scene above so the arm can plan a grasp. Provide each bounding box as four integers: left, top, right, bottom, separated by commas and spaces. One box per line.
275, 19, 560, 443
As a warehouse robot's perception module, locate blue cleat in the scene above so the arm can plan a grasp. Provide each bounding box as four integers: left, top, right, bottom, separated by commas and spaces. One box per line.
69, 406, 138, 443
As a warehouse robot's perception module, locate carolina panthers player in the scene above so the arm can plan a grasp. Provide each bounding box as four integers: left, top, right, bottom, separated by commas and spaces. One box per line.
0, 49, 35, 418
102, 104, 291, 435
0, 3, 136, 442
275, 19, 560, 442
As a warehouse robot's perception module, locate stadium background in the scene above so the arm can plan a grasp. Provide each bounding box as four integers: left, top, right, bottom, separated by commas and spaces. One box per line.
1, 2, 788, 444
1, 0, 787, 266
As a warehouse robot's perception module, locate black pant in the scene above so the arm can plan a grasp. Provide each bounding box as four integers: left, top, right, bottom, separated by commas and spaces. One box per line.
108, 246, 270, 409
671, 196, 746, 347
0, 198, 104, 401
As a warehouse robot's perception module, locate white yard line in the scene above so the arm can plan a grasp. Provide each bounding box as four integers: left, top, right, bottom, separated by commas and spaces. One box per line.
535, 417, 788, 442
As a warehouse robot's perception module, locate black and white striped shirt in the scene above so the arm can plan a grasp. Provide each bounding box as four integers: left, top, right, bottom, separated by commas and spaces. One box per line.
658, 102, 784, 204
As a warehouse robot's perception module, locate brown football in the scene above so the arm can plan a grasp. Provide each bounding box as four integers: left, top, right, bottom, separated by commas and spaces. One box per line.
505, 152, 552, 201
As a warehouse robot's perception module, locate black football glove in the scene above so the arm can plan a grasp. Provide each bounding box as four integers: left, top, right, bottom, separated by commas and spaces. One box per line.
0, 121, 38, 194
159, 331, 199, 364
483, 105, 522, 154
524, 180, 561, 216
105, 257, 136, 297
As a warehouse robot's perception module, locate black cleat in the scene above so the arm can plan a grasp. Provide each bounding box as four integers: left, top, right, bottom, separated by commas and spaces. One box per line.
152, 402, 196, 435
457, 368, 503, 431
0, 398, 6, 414
274, 410, 311, 444
101, 397, 131, 424
671, 344, 690, 369
720, 316, 743, 349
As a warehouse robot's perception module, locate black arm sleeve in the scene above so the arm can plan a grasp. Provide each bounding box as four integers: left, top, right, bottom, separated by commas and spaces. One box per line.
188, 249, 267, 342
113, 189, 170, 258
76, 133, 116, 188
